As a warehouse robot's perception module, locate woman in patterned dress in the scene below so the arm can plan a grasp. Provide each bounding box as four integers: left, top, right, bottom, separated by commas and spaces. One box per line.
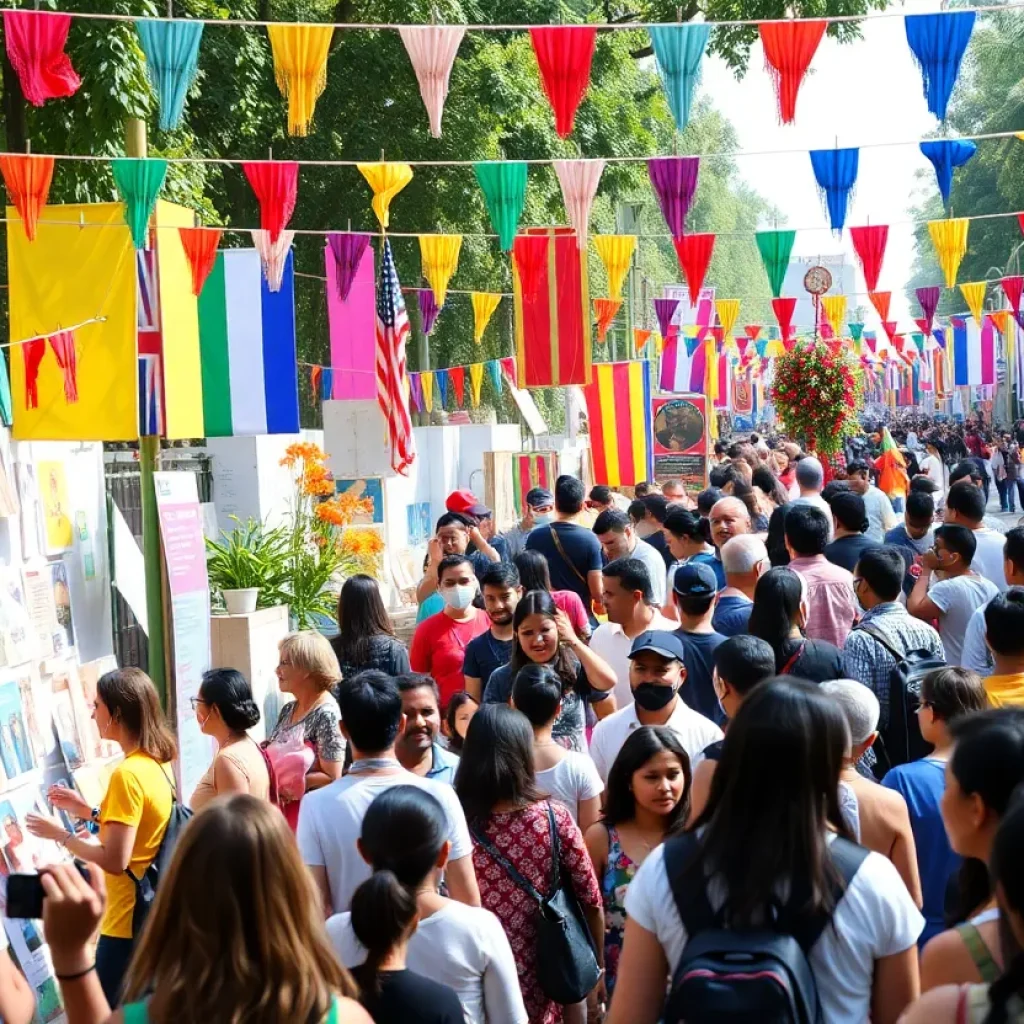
455, 704, 604, 1024
584, 727, 691, 996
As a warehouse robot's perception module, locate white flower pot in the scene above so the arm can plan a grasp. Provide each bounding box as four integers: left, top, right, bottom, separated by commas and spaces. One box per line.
223, 588, 259, 615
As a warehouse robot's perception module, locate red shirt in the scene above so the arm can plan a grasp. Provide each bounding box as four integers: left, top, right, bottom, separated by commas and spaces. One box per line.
409, 608, 489, 707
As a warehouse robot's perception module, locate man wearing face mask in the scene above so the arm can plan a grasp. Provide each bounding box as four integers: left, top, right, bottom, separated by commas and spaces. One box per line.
588, 631, 722, 783
499, 487, 556, 559
410, 554, 490, 708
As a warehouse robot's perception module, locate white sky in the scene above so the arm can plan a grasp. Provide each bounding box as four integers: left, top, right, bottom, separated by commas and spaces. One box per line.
697, 0, 946, 325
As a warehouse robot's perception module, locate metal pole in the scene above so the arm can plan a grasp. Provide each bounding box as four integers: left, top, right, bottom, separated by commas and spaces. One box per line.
126, 117, 167, 707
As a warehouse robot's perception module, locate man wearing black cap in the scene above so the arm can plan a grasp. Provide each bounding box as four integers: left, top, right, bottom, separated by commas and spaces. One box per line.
670, 562, 726, 724
589, 630, 722, 782
499, 486, 556, 559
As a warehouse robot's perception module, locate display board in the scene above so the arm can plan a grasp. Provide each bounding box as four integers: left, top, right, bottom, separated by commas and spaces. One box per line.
651, 393, 709, 489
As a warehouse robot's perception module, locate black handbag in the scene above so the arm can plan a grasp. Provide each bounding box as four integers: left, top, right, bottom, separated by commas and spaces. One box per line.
471, 801, 601, 1004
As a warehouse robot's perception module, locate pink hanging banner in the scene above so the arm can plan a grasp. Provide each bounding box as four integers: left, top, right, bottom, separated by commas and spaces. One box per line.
326, 240, 376, 400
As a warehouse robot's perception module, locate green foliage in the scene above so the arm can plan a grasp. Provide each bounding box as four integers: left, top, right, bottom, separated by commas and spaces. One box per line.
205, 515, 291, 606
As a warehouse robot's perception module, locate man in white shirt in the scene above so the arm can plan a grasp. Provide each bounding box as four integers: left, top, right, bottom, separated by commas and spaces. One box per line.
944, 480, 1009, 593
593, 508, 667, 606
589, 631, 722, 782
297, 670, 480, 915
589, 557, 675, 707
962, 526, 1024, 676
847, 459, 898, 543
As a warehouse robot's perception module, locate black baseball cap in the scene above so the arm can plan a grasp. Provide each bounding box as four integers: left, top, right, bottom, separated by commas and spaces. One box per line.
526, 487, 555, 508
628, 630, 686, 662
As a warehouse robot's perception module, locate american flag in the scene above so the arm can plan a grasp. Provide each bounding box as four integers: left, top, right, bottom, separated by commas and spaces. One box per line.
376, 239, 415, 475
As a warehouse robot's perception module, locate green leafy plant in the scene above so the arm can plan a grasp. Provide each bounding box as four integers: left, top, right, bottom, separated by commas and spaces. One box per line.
205, 516, 290, 609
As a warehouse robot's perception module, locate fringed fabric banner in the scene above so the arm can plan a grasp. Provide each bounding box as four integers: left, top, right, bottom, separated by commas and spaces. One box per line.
916, 285, 940, 334
486, 358, 503, 394
594, 234, 636, 302
469, 362, 484, 407
327, 233, 371, 303
243, 161, 298, 243
421, 371, 434, 414
178, 227, 223, 296
529, 26, 597, 138
512, 233, 548, 298
435, 368, 450, 408
905, 11, 976, 121
554, 159, 605, 249
648, 24, 710, 135
357, 162, 413, 230
471, 291, 501, 344
475, 162, 528, 252
772, 296, 797, 340
47, 330, 78, 403
0, 154, 54, 241
960, 281, 987, 327
582, 359, 653, 488
594, 297, 622, 343
869, 290, 891, 322
267, 24, 334, 137
2, 10, 80, 106
112, 158, 168, 249
809, 147, 859, 233
251, 229, 295, 293
634, 328, 652, 355
648, 157, 699, 239
1002, 276, 1024, 322
514, 226, 590, 387
850, 224, 887, 292
920, 139, 977, 206
929, 217, 969, 287
398, 26, 466, 138
136, 19, 204, 131
419, 234, 463, 306
499, 356, 517, 387
758, 20, 827, 124
449, 365, 466, 406
327, 237, 376, 401
673, 233, 715, 305
821, 295, 847, 336
418, 289, 441, 335
409, 372, 423, 413
756, 230, 796, 297
654, 296, 681, 339
716, 298, 740, 339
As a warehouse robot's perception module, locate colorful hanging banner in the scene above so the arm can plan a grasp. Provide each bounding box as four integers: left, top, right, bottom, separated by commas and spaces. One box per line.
471, 291, 502, 344
594, 297, 622, 343
419, 234, 462, 306
327, 238, 376, 401
136, 18, 204, 131
928, 217, 969, 288
756, 230, 796, 297
905, 11, 976, 121
648, 24, 710, 134
759, 20, 827, 124
582, 359, 653, 488
809, 147, 859, 233
357, 162, 413, 230
960, 281, 987, 327
529, 26, 597, 138
475, 162, 528, 252
398, 25, 466, 138
267, 24, 334, 137
594, 234, 636, 302
673, 233, 715, 305
554, 159, 604, 249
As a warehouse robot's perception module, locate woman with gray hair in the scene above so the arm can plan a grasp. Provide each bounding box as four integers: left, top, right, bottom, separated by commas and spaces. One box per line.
822, 679, 923, 909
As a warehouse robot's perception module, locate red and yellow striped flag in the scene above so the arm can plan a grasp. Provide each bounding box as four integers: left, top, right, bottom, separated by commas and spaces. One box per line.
582, 360, 653, 487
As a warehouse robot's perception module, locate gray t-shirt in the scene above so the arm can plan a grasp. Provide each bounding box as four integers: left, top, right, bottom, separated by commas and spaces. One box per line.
929, 575, 1000, 666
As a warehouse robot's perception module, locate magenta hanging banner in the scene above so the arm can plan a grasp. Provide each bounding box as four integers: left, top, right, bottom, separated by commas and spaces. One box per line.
326, 239, 375, 401
327, 232, 371, 303
916, 285, 941, 334
648, 157, 699, 239
418, 289, 441, 334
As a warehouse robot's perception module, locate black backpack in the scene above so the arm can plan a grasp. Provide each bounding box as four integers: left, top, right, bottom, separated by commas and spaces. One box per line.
853, 624, 944, 777
662, 833, 868, 1024
128, 768, 194, 937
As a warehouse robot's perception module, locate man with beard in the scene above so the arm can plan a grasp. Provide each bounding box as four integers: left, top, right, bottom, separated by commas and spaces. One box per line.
394, 674, 461, 784
463, 563, 522, 700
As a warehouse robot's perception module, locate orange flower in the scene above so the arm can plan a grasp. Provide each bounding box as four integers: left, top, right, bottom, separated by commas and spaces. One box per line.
315, 501, 346, 526
280, 441, 329, 469
341, 528, 385, 555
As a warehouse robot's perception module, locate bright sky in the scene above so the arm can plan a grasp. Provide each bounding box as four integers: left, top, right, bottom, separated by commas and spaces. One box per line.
698, 0, 945, 325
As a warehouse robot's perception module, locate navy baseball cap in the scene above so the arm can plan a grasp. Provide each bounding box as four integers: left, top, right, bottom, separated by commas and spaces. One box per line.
526, 487, 555, 508
673, 561, 719, 597
628, 630, 686, 662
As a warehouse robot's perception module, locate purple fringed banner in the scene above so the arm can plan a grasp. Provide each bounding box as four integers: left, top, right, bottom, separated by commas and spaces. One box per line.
648, 157, 699, 239
654, 296, 681, 339
418, 289, 441, 334
916, 285, 941, 334
327, 232, 371, 302
409, 372, 424, 412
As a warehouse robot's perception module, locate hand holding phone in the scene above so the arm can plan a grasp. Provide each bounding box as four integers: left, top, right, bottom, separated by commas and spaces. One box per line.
5, 863, 90, 920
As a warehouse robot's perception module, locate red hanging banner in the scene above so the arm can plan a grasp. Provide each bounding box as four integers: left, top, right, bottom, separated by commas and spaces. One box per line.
593, 297, 623, 343
512, 234, 548, 298
850, 225, 888, 292
2, 10, 80, 106
771, 296, 797, 339
448, 365, 466, 407
178, 227, 223, 296
1002, 275, 1024, 318
672, 233, 716, 305
47, 329, 78, 403
758, 20, 827, 124
0, 154, 54, 241
529, 27, 597, 138
242, 161, 299, 243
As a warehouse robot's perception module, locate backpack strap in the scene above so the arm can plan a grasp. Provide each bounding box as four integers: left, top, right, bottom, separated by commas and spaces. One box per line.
325, 996, 342, 1024
122, 1003, 149, 1024
663, 832, 718, 937
852, 623, 903, 662
956, 921, 1002, 983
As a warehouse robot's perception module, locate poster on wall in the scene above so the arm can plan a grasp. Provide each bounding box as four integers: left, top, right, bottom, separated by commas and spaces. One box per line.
651, 394, 709, 490
77, 657, 121, 762
0, 568, 35, 667
0, 678, 36, 788
49, 562, 74, 652
21, 567, 58, 660
335, 478, 384, 524
153, 472, 213, 799
37, 460, 73, 554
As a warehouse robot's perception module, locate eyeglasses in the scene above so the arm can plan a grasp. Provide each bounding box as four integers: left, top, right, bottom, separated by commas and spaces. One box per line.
189, 696, 207, 710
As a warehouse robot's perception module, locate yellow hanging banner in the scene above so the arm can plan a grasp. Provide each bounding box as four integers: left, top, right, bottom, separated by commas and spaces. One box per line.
928, 218, 969, 288
471, 292, 501, 344
821, 295, 847, 336
421, 371, 434, 413
469, 362, 484, 407
267, 24, 334, 137
715, 298, 740, 339
959, 281, 987, 327
419, 234, 463, 307
357, 162, 414, 230
593, 235, 636, 302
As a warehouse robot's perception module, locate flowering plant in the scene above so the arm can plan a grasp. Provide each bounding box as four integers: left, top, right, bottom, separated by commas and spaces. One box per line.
770, 342, 864, 457
340, 527, 386, 577
279, 443, 374, 629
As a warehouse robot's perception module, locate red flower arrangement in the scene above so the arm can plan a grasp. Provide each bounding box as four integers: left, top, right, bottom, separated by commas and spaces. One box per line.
770, 341, 864, 457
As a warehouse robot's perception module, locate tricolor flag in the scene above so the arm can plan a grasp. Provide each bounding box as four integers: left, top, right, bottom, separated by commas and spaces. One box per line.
376, 239, 415, 475
952, 316, 995, 388
582, 360, 652, 487
198, 249, 300, 436
512, 452, 559, 511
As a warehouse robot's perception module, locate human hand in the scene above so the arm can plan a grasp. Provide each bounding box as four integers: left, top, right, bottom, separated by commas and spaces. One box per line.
468, 525, 486, 548
40, 863, 106, 977
47, 786, 92, 821
25, 813, 70, 844
921, 549, 941, 572
427, 537, 443, 565
554, 608, 578, 646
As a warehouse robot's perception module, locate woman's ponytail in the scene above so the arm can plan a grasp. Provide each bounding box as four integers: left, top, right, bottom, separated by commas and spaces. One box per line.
983, 954, 1024, 1024
349, 869, 418, 991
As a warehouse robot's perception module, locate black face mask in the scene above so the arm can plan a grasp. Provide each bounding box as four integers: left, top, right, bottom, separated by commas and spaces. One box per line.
632, 682, 677, 712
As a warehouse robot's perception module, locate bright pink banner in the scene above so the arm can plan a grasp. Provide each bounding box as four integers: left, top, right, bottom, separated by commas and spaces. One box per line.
327, 242, 376, 400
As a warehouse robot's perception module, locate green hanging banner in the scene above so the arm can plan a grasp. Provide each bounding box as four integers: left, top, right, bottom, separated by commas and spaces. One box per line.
755, 229, 796, 299
848, 322, 864, 342
474, 161, 528, 252
112, 157, 169, 249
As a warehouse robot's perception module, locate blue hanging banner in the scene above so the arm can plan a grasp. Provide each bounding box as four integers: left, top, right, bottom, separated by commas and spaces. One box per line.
904, 11, 976, 121
486, 360, 502, 394
435, 368, 450, 407
648, 24, 711, 135
919, 139, 977, 206
136, 19, 205, 131
809, 147, 859, 233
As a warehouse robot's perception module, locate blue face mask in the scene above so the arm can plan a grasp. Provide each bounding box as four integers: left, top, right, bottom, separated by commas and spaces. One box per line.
532, 513, 554, 527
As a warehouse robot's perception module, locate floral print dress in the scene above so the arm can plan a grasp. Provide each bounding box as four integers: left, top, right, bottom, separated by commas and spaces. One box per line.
600, 825, 638, 996
471, 800, 602, 1023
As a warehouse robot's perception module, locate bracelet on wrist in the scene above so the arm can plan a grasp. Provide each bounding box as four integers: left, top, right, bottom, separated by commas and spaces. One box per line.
55, 964, 96, 982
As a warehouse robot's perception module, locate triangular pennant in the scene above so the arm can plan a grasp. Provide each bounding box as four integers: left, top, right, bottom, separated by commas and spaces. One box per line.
914, 318, 932, 337
266, 24, 334, 136
654, 297, 681, 339
771, 296, 797, 339
474, 163, 528, 252
905, 11, 976, 121
554, 159, 605, 249
744, 324, 762, 342
449, 365, 466, 407
327, 233, 371, 303
809, 148, 859, 233
398, 26, 466, 138
422, 371, 435, 414
357, 162, 413, 230
919, 139, 977, 205
409, 373, 423, 414
594, 235, 636, 302
251, 229, 295, 293
990, 310, 1012, 336
869, 290, 891, 322
435, 368, 450, 408
471, 292, 502, 344
821, 295, 847, 336
594, 298, 623, 343
499, 357, 517, 387
648, 157, 699, 239
321, 367, 334, 400
916, 285, 941, 333
178, 226, 223, 296
136, 18, 204, 131
0, 154, 54, 241
848, 322, 864, 342
673, 233, 715, 305
1002, 276, 1024, 317
715, 298, 740, 339
960, 281, 987, 326
928, 218, 969, 288
242, 160, 298, 243
882, 321, 899, 344
418, 290, 441, 335
310, 365, 322, 399
419, 234, 462, 306
648, 24, 710, 134
486, 359, 503, 394
47, 329, 78, 403
112, 158, 168, 249
633, 328, 652, 355
468, 363, 484, 407
529, 27, 597, 138
756, 230, 796, 297
849, 224, 888, 292
758, 20, 827, 123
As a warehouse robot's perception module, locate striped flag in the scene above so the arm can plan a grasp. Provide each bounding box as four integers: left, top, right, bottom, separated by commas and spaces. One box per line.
952, 316, 996, 387
512, 452, 559, 511
376, 239, 415, 475
582, 360, 652, 487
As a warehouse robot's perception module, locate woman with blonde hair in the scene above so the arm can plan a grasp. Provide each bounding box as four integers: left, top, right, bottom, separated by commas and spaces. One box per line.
266, 631, 345, 829
26, 667, 178, 1005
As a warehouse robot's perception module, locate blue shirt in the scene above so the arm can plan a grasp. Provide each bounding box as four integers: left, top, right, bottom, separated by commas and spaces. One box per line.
882, 757, 959, 946
672, 628, 727, 725
525, 522, 602, 621
884, 523, 933, 597
712, 594, 752, 637
425, 743, 460, 785
463, 630, 513, 689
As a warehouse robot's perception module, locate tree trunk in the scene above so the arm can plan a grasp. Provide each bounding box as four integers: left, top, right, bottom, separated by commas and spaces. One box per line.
2, 52, 27, 155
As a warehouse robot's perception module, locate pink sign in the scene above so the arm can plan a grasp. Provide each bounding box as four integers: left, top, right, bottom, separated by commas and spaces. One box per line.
327, 242, 376, 400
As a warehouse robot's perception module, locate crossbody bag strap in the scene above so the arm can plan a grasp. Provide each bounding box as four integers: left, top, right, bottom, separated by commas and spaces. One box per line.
853, 623, 903, 662
780, 642, 806, 675
470, 821, 547, 907
662, 831, 718, 937
125, 761, 177, 884
549, 527, 589, 586
545, 800, 562, 892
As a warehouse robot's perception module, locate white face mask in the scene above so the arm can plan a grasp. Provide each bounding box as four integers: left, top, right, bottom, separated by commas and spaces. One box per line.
532, 512, 554, 527
442, 583, 477, 611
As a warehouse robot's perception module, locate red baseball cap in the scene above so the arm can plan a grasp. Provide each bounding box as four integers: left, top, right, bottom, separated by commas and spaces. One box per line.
446, 489, 491, 517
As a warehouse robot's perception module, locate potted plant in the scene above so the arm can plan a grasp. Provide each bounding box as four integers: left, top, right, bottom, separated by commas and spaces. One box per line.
205, 517, 289, 615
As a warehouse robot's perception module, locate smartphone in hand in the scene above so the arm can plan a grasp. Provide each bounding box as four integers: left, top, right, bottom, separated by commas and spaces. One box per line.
4, 864, 90, 919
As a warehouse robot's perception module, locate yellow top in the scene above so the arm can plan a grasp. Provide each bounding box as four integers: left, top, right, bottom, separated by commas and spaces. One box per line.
99, 752, 174, 939
983, 672, 1024, 709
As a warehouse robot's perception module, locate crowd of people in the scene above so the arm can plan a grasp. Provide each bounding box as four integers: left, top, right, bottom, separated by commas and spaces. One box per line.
6, 414, 1024, 1023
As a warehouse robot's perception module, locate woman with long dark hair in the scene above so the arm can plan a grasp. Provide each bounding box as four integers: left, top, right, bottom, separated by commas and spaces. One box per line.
752, 464, 791, 509
585, 727, 691, 996
919, 710, 1024, 993
513, 551, 590, 639
455, 705, 603, 1024
331, 575, 410, 682
747, 566, 843, 683
607, 678, 923, 1024
482, 591, 616, 751
329, 785, 526, 1024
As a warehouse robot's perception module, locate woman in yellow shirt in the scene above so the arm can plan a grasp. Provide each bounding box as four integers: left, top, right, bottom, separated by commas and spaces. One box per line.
27, 666, 176, 1006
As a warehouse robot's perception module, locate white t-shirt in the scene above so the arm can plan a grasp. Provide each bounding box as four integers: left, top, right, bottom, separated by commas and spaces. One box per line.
328, 901, 528, 1024
920, 453, 946, 492
632, 538, 668, 607
961, 603, 994, 677
589, 699, 722, 782
862, 486, 897, 543
625, 836, 924, 1024
928, 574, 1000, 666
297, 768, 473, 914
792, 495, 835, 541
589, 612, 677, 708
971, 528, 1008, 593
535, 751, 604, 822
